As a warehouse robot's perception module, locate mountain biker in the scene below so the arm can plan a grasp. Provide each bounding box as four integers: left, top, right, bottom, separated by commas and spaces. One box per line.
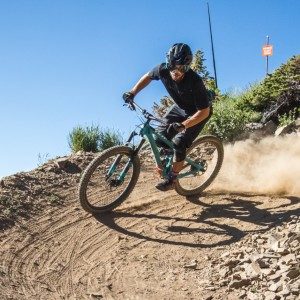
123, 43, 212, 191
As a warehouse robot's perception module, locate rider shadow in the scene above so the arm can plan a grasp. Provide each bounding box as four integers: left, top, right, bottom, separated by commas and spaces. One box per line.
94, 195, 300, 249
188, 194, 300, 227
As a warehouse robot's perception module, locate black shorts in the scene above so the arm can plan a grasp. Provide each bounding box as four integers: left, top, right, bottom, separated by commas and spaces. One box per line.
158, 104, 212, 161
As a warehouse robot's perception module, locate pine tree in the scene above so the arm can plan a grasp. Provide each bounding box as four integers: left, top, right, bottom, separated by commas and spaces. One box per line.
190, 50, 211, 80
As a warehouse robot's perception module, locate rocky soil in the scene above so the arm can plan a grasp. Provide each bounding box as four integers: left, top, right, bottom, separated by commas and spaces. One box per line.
208, 216, 300, 300
0, 152, 96, 230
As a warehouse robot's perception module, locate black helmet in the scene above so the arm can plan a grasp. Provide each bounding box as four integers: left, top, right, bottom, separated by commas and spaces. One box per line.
166, 43, 193, 68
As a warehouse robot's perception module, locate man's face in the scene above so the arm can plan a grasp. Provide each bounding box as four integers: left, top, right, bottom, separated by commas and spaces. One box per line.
169, 65, 189, 82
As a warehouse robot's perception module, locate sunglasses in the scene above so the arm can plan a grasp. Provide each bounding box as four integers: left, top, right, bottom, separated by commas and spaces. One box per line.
168, 64, 190, 73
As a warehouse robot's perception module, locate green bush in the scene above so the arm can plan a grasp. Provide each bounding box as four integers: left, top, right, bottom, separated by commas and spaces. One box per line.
278, 107, 300, 127
203, 55, 300, 141
233, 83, 260, 111
203, 96, 259, 141
98, 129, 123, 151
68, 125, 123, 153
0, 196, 22, 218
245, 55, 300, 111
228, 55, 300, 117
69, 125, 100, 152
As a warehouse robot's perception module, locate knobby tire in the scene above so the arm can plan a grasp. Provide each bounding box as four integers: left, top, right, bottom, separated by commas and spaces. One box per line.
175, 135, 224, 196
78, 146, 140, 214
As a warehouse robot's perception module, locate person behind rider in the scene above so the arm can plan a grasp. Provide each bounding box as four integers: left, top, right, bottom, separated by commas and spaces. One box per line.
123, 43, 212, 191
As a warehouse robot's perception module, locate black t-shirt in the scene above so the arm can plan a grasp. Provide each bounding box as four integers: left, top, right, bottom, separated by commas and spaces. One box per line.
148, 63, 209, 116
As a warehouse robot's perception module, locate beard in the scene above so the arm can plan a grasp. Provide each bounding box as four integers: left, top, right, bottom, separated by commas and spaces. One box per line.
170, 71, 185, 82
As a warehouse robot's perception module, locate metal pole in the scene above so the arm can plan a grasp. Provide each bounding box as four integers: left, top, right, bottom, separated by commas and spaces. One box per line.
207, 2, 218, 89
266, 36, 269, 76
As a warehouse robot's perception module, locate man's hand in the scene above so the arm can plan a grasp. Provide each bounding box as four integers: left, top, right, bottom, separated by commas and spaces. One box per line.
122, 92, 135, 104
167, 122, 185, 136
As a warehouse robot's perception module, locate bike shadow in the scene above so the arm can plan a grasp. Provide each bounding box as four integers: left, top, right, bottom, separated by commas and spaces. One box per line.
94, 195, 300, 249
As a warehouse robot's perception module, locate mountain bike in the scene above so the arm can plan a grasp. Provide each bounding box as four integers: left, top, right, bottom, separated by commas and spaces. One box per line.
78, 100, 224, 214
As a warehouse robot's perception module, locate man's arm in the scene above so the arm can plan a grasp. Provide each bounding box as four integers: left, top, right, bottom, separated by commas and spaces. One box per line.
130, 73, 152, 96
182, 107, 210, 129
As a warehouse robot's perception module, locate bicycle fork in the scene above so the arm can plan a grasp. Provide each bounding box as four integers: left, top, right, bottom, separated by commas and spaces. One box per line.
106, 133, 145, 183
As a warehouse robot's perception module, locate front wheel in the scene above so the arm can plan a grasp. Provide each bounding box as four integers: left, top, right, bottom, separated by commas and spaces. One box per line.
78, 146, 140, 214
175, 135, 224, 196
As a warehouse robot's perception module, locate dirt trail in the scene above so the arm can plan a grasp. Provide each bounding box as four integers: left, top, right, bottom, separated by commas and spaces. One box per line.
1, 172, 299, 299
0, 135, 299, 299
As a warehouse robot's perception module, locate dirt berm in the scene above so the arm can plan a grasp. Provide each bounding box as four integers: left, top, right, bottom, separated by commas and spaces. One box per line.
0, 135, 299, 300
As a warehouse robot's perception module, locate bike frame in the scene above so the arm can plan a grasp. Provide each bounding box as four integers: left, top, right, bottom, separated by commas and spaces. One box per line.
137, 121, 205, 179
107, 102, 206, 182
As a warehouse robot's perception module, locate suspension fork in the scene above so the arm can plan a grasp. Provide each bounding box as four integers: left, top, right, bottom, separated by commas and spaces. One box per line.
106, 132, 144, 180
116, 138, 145, 181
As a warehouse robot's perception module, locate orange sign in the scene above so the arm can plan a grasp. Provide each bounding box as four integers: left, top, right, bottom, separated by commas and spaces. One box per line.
262, 45, 273, 56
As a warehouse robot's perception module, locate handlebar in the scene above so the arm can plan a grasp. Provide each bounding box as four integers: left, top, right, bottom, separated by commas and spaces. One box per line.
123, 99, 167, 125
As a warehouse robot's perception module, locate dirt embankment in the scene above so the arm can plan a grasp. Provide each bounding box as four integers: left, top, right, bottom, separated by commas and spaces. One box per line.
0, 135, 299, 299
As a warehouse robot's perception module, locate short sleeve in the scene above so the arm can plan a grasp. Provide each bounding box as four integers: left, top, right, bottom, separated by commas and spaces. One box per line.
193, 76, 210, 110
148, 64, 163, 80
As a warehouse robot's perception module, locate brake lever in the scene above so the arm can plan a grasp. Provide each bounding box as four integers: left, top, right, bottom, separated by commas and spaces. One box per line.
123, 103, 136, 111
129, 102, 136, 110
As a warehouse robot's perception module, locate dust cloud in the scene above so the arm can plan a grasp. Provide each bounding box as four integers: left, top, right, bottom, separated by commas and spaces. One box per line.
213, 135, 300, 196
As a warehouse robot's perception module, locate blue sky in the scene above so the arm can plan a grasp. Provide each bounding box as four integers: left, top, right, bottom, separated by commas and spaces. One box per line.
0, 0, 299, 178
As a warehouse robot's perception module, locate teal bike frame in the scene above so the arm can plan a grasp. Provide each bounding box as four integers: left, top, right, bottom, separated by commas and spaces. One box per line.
138, 120, 206, 179
107, 101, 206, 183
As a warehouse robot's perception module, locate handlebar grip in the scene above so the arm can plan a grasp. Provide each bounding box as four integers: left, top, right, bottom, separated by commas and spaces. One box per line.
123, 92, 135, 103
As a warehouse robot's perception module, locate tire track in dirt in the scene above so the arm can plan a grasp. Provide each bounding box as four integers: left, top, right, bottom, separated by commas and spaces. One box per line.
1, 172, 299, 299
0, 175, 168, 298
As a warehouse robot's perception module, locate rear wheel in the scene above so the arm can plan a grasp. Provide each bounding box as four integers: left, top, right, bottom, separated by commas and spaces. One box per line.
78, 146, 140, 214
175, 135, 223, 196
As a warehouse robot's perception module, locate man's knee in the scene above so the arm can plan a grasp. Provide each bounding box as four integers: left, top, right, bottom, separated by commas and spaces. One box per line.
173, 136, 186, 162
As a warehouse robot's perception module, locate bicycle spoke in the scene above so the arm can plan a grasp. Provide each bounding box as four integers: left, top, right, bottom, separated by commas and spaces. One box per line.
82, 152, 136, 210
175, 136, 224, 195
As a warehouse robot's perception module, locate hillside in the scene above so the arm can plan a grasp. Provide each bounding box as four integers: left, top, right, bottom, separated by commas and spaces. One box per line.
0, 131, 299, 299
